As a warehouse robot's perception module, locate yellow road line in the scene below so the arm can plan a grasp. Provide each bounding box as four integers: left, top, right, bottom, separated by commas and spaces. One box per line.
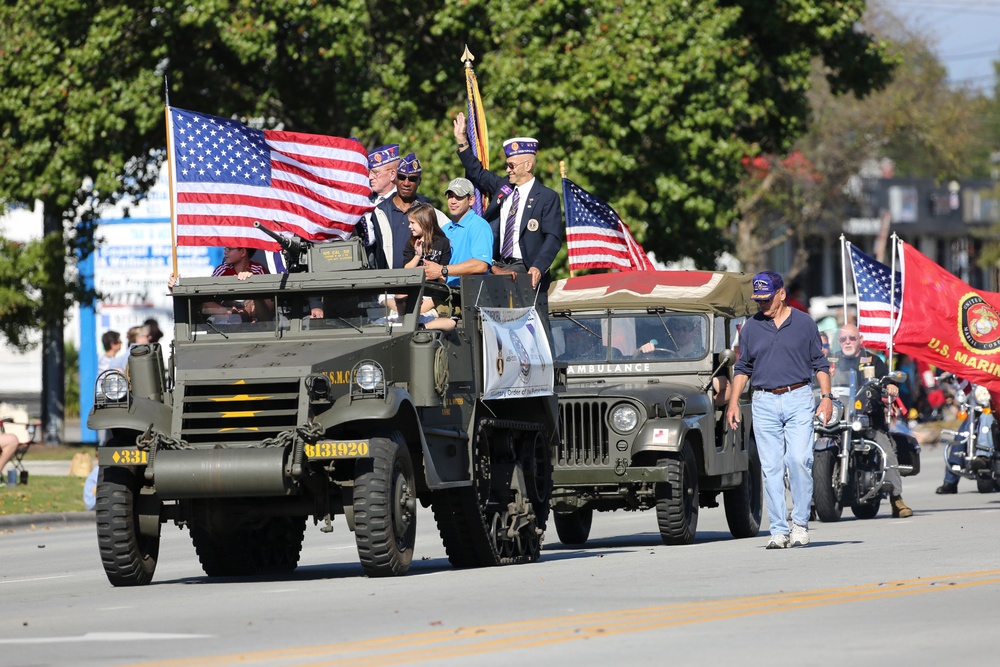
124, 569, 1000, 667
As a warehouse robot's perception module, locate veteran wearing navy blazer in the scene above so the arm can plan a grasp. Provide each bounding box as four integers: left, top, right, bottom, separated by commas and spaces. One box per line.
453, 113, 563, 293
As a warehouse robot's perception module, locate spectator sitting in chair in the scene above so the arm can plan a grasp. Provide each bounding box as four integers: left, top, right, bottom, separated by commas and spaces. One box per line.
0, 431, 20, 479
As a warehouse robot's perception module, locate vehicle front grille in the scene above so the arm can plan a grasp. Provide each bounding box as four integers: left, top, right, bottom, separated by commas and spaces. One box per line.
557, 399, 612, 467
179, 379, 301, 446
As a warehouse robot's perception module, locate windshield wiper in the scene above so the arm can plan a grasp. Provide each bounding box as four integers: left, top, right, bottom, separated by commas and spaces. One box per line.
564, 314, 602, 339
204, 319, 229, 339
337, 316, 364, 334
654, 311, 678, 348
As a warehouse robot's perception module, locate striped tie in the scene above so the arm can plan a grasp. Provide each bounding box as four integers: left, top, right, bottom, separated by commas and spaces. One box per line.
501, 189, 520, 259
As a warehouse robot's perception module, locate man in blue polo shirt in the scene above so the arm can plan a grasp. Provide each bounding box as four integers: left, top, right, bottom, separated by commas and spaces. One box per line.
726, 271, 833, 550
422, 178, 492, 286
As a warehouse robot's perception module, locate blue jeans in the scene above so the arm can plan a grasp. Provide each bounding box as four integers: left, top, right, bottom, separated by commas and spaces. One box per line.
751, 384, 815, 536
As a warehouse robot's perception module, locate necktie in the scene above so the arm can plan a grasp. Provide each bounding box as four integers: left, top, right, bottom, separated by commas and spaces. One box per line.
501, 189, 520, 259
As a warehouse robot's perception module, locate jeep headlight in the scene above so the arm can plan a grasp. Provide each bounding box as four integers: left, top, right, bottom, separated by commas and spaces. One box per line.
610, 404, 640, 433
974, 385, 991, 406
353, 361, 384, 392
97, 370, 129, 403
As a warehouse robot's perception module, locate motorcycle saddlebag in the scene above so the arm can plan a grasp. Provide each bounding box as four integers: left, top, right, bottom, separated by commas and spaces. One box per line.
891, 431, 921, 477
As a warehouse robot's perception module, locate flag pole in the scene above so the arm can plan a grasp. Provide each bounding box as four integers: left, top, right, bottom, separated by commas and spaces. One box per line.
462, 46, 490, 215
888, 232, 898, 366
840, 235, 849, 325
561, 160, 575, 278
164, 103, 178, 282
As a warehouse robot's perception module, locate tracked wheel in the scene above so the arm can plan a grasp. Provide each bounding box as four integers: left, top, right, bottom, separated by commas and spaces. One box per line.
191, 514, 306, 577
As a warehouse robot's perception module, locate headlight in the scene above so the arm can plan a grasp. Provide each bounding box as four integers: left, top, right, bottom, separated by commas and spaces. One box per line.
97, 371, 129, 402
851, 415, 870, 431
826, 402, 842, 427
353, 361, 384, 392
610, 404, 640, 433
974, 385, 991, 406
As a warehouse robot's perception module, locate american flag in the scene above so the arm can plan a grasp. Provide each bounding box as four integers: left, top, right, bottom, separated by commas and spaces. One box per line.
563, 178, 655, 272
847, 242, 901, 350
167, 107, 374, 250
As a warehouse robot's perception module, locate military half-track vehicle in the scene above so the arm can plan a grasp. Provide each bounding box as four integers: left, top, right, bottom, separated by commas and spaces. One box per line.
88, 234, 557, 586
546, 271, 762, 545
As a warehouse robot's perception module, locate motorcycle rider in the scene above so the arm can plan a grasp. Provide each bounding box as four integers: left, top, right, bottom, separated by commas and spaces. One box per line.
937, 380, 995, 494
831, 325, 913, 518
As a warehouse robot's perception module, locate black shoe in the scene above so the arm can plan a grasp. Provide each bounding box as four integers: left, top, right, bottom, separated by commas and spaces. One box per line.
936, 482, 958, 494
971, 456, 988, 471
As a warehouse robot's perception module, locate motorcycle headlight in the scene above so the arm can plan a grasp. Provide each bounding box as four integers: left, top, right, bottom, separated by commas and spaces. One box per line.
353, 361, 384, 393
610, 404, 640, 433
852, 415, 870, 431
974, 385, 991, 406
97, 370, 129, 403
826, 402, 842, 427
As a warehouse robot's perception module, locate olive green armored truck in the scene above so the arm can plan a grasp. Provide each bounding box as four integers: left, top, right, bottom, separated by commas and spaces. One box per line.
89, 236, 557, 586
547, 271, 761, 546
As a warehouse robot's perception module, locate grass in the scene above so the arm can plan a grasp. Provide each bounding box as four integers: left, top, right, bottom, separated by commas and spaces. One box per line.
0, 476, 87, 515
22, 444, 97, 461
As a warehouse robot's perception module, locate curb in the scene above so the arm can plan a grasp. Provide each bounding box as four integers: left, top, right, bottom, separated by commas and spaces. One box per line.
0, 511, 96, 529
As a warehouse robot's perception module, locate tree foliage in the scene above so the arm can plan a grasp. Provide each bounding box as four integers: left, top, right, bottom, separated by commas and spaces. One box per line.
0, 0, 895, 348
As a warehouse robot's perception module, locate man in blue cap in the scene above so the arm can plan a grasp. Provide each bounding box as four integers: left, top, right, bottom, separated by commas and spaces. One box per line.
372, 152, 447, 269
726, 270, 833, 549
356, 144, 401, 264
452, 113, 562, 299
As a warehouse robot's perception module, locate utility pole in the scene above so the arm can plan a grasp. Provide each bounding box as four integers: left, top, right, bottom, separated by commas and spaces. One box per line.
41, 206, 65, 444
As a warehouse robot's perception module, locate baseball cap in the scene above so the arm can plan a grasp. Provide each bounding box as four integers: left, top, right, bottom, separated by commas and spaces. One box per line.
751, 271, 784, 301
445, 178, 474, 198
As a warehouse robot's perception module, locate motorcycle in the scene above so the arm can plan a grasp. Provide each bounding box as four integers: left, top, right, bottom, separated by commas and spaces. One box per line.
812, 370, 920, 521
940, 382, 1000, 493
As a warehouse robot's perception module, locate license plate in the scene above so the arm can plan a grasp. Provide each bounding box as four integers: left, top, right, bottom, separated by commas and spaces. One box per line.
104, 448, 149, 465
304, 440, 370, 459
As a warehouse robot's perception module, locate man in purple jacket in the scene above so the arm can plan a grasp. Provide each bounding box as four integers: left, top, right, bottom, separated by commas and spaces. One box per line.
727, 271, 833, 549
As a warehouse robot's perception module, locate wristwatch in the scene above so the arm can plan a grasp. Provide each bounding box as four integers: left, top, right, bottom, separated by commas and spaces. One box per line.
441, 265, 449, 278
821, 393, 834, 400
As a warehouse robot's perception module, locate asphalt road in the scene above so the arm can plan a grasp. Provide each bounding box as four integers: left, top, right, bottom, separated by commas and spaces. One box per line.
1, 446, 999, 667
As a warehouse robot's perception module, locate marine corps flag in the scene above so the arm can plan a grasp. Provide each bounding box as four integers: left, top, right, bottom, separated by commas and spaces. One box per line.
461, 46, 490, 216
895, 239, 1000, 391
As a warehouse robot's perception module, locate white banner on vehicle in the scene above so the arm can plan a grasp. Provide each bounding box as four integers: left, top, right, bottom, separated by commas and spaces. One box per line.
480, 307, 554, 400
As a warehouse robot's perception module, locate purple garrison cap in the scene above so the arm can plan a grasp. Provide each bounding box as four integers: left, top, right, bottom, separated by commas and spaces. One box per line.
751, 271, 784, 301
503, 137, 538, 158
397, 153, 422, 175
368, 144, 400, 169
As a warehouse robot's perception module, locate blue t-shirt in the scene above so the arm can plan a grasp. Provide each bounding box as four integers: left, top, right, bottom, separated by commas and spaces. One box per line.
734, 307, 830, 389
442, 210, 493, 286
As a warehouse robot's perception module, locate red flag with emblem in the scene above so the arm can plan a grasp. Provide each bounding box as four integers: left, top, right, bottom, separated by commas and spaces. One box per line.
895, 240, 1000, 392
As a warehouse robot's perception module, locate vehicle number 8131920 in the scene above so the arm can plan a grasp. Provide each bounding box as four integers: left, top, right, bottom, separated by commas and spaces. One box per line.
304, 440, 370, 459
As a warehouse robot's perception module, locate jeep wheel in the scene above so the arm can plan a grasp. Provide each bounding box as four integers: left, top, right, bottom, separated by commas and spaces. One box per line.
811, 448, 844, 522
354, 436, 417, 577
553, 508, 593, 545
656, 442, 699, 545
724, 437, 762, 538
191, 515, 306, 577
96, 465, 160, 587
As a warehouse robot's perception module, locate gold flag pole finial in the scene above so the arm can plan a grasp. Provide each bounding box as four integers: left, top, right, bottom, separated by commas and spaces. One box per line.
560, 161, 567, 179
461, 45, 475, 69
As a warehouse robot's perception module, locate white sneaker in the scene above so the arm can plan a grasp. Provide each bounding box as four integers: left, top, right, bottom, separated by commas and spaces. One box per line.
766, 534, 790, 549
790, 524, 810, 547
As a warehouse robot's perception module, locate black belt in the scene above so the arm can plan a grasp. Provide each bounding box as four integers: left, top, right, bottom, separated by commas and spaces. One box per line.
757, 381, 809, 395
496, 256, 525, 266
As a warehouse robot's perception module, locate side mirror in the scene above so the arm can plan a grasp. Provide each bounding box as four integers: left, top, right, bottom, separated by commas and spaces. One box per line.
719, 348, 737, 368
884, 370, 907, 385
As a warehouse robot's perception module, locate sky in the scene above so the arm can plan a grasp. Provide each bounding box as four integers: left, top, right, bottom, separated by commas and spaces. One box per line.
883, 0, 1000, 94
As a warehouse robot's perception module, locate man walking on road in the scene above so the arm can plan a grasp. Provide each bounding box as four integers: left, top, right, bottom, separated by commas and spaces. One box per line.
727, 271, 833, 549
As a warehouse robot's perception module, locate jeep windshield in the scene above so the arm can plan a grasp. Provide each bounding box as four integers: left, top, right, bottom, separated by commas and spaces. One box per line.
551, 313, 708, 362
190, 286, 423, 335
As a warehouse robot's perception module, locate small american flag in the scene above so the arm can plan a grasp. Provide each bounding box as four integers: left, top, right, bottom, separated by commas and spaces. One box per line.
563, 178, 654, 272
167, 107, 374, 250
847, 242, 901, 350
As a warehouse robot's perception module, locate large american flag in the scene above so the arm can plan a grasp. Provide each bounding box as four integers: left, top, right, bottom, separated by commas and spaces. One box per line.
563, 178, 655, 272
167, 107, 374, 250
847, 242, 901, 350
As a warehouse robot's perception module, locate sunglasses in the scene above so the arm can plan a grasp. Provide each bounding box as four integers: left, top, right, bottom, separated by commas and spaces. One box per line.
838, 335, 858, 343
505, 161, 527, 170
397, 174, 421, 183
822, 343, 830, 349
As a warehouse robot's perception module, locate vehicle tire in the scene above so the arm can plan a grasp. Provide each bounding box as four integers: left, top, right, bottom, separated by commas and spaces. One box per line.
191, 515, 306, 577
976, 476, 999, 493
656, 441, 699, 545
354, 436, 417, 577
96, 465, 160, 587
850, 497, 881, 520
724, 437, 763, 538
812, 449, 844, 522
553, 508, 593, 545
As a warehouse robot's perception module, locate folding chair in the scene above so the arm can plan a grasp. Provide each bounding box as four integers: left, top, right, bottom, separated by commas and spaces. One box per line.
1, 418, 40, 485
